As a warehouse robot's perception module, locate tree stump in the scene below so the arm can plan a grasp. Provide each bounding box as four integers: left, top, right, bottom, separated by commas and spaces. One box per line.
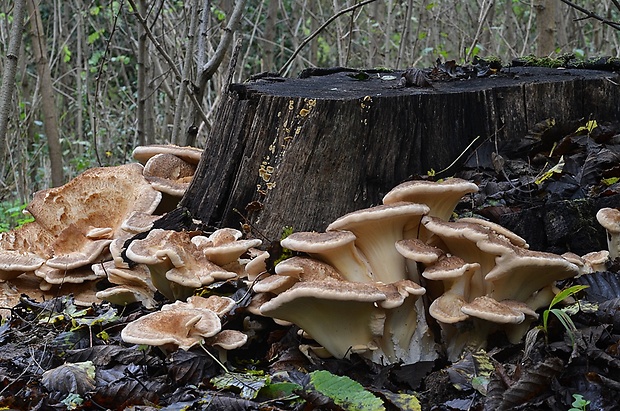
181, 67, 620, 241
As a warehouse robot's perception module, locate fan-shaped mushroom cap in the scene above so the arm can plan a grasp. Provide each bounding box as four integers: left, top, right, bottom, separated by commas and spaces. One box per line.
457, 217, 529, 248
27, 163, 161, 238
163, 295, 236, 317
395, 239, 445, 265
596, 207, 620, 259
132, 144, 203, 165
25, 164, 161, 270
280, 231, 372, 282
244, 249, 269, 281
126, 229, 238, 301
206, 329, 248, 350
199, 237, 263, 267
421, 216, 497, 298
481, 235, 579, 302
425, 256, 480, 324
121, 307, 221, 350
581, 250, 610, 273
143, 153, 196, 197
461, 296, 525, 324
96, 284, 157, 309
34, 264, 107, 285
327, 202, 429, 283
0, 222, 54, 280
46, 224, 112, 270
274, 256, 345, 282
383, 178, 478, 221
259, 279, 424, 360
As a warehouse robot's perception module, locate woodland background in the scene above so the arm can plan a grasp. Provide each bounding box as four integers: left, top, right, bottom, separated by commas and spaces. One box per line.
0, 0, 619, 230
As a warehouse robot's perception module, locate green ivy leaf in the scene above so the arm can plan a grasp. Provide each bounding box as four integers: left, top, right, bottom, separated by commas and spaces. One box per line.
211, 372, 269, 399
309, 370, 385, 411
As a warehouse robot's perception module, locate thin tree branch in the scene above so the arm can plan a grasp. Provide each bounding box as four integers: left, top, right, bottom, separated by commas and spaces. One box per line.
198, 0, 246, 87
0, 0, 26, 167
559, 0, 620, 31
278, 0, 379, 76
126, 0, 209, 137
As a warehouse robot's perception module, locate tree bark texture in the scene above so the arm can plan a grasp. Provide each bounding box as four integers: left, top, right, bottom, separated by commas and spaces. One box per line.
0, 0, 26, 169
27, 0, 64, 187
181, 67, 620, 242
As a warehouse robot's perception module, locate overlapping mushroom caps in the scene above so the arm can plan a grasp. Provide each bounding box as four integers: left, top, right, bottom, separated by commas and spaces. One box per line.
121, 295, 246, 357
0, 163, 165, 307
255, 177, 582, 363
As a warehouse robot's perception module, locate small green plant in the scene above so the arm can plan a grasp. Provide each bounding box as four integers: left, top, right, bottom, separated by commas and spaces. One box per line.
569, 393, 590, 411
541, 284, 589, 345
0, 200, 35, 232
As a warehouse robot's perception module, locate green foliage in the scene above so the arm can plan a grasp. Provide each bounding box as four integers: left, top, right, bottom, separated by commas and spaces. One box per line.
569, 393, 590, 411
541, 285, 589, 345
309, 370, 385, 411
0, 200, 35, 232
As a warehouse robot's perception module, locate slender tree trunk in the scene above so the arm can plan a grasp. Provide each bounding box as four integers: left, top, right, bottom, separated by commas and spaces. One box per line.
136, 0, 151, 146
0, 0, 27, 169
171, 0, 201, 145
535, 0, 556, 56
27, 0, 64, 187
262, 0, 279, 72
184, 0, 245, 147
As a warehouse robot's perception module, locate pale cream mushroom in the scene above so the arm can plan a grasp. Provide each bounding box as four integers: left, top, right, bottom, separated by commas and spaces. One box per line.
326, 202, 429, 283
259, 279, 425, 363
280, 231, 372, 282
596, 207, 620, 260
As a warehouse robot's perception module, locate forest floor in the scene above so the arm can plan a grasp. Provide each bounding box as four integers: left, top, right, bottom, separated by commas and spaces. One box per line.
2, 79, 620, 410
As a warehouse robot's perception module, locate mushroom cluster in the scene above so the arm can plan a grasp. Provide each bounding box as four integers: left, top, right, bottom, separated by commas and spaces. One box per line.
0, 145, 202, 309
121, 295, 247, 357
253, 178, 582, 362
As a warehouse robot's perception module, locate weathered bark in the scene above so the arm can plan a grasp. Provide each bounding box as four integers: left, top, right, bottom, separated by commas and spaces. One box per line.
181, 67, 620, 242
0, 0, 26, 171
535, 0, 557, 56
27, 0, 64, 187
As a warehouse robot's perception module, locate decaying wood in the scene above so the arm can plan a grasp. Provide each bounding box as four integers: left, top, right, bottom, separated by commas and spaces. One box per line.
181, 67, 620, 241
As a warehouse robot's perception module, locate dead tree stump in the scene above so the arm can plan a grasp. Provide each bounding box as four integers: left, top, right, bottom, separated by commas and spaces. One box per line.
181, 67, 620, 241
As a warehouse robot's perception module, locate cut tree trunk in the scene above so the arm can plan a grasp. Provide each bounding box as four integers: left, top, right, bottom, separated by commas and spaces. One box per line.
181, 66, 620, 242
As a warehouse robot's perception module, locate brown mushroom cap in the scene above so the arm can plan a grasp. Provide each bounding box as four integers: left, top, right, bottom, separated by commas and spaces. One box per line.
205, 329, 248, 350
132, 144, 203, 165
121, 307, 222, 350
280, 231, 372, 283
457, 217, 529, 248
395, 239, 445, 265
274, 256, 346, 282
382, 178, 478, 221
461, 296, 525, 324
0, 222, 54, 280
27, 163, 161, 239
34, 264, 107, 285
143, 153, 196, 197
327, 202, 429, 283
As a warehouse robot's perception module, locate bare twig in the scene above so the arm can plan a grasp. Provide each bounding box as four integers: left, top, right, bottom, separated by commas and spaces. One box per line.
559, 0, 620, 30
278, 0, 380, 76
